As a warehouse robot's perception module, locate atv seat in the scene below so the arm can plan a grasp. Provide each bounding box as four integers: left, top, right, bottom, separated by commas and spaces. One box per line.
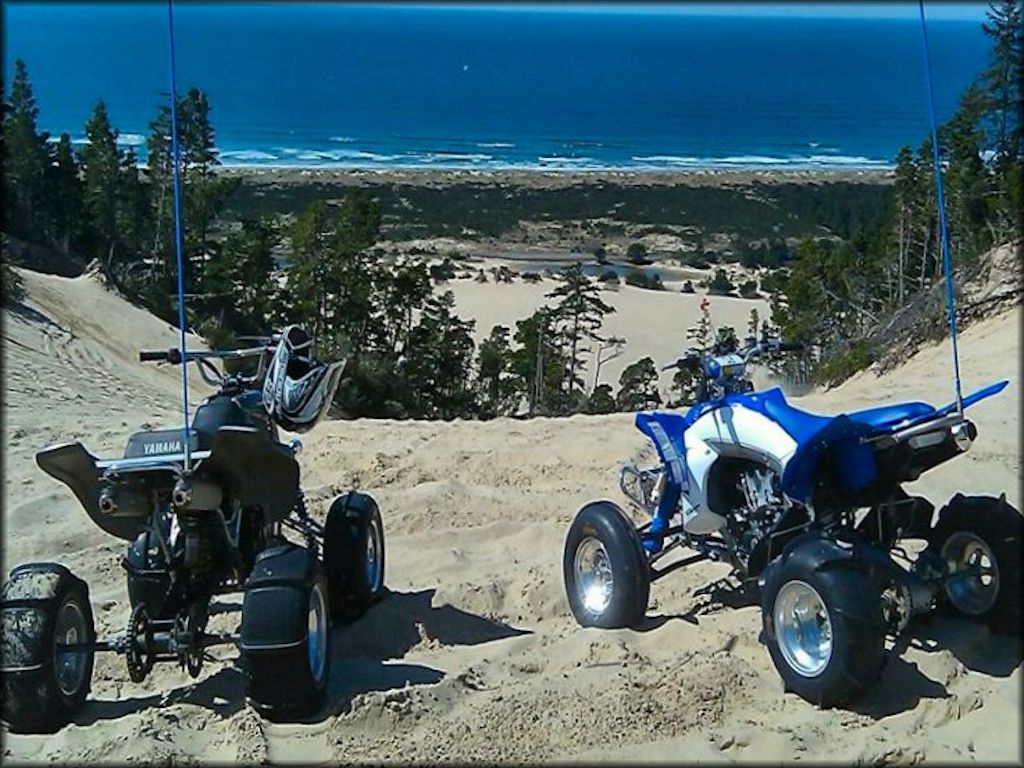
738, 387, 937, 439
846, 401, 935, 430
739, 387, 834, 445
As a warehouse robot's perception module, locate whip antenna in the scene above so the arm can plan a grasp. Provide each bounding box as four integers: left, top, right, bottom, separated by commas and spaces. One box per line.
166, 0, 191, 468
917, 0, 964, 416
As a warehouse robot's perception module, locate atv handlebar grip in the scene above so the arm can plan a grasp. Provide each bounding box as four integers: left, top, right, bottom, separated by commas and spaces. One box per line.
139, 348, 182, 364
664, 355, 702, 371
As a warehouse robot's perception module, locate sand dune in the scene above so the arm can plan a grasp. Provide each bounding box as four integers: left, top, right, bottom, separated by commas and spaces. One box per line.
443, 269, 770, 391
2, 267, 1019, 763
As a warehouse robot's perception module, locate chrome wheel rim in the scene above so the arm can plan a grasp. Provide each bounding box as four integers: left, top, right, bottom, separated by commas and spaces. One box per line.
365, 518, 382, 593
54, 600, 89, 697
774, 580, 833, 678
573, 536, 614, 618
307, 583, 327, 685
941, 532, 999, 615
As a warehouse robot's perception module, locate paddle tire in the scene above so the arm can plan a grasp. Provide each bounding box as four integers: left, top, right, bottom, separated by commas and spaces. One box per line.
1, 563, 96, 733
927, 493, 1022, 636
760, 536, 886, 707
239, 543, 330, 719
324, 492, 386, 621
563, 501, 650, 629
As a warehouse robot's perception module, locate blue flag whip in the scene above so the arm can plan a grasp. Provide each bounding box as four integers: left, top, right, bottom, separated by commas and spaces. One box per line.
917, 0, 963, 417
166, 0, 191, 468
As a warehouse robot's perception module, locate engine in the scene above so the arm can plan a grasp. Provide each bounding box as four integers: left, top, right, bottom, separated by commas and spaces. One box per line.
727, 466, 790, 572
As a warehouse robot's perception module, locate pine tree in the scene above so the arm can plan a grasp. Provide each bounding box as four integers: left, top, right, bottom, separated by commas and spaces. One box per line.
511, 308, 565, 416
891, 145, 920, 307
940, 83, 991, 262
476, 324, 518, 417
204, 217, 279, 332
585, 383, 617, 414
328, 189, 382, 360
3, 59, 50, 241
546, 263, 615, 410
615, 357, 661, 412
979, 0, 1023, 168
78, 101, 122, 271
402, 291, 476, 419
777, 238, 828, 345
747, 307, 760, 340
45, 133, 83, 255
289, 200, 335, 348
146, 88, 236, 290
117, 146, 148, 259
668, 367, 699, 408
373, 260, 432, 352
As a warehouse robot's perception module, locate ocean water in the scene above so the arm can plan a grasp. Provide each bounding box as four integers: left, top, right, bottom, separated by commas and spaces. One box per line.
2, 3, 990, 170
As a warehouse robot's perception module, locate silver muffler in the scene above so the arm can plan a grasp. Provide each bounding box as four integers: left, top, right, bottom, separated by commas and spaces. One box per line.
172, 478, 223, 511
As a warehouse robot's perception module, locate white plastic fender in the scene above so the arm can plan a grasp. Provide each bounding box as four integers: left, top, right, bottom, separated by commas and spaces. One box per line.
678, 403, 798, 534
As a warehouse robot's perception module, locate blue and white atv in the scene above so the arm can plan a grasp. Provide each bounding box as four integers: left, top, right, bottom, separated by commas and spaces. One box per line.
563, 330, 1020, 706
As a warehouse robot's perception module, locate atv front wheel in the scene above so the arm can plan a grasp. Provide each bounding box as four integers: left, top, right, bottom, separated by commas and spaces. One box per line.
761, 536, 886, 706
324, 492, 386, 621
1, 563, 95, 733
927, 493, 1021, 635
563, 501, 650, 628
239, 544, 330, 719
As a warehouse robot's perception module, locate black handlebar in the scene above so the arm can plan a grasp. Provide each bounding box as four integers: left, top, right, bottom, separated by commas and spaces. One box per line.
664, 338, 804, 371
139, 348, 182, 364
663, 350, 703, 372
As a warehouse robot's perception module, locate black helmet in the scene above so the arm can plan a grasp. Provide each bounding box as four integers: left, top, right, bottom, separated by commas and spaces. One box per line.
261, 326, 344, 433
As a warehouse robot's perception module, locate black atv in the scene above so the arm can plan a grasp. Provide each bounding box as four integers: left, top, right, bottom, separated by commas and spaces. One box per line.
1, 337, 386, 732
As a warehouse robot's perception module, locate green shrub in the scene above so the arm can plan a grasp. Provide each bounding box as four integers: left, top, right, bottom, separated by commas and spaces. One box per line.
626, 242, 650, 264
707, 268, 735, 296
2, 262, 25, 306
624, 269, 665, 291
739, 279, 759, 298
814, 339, 876, 386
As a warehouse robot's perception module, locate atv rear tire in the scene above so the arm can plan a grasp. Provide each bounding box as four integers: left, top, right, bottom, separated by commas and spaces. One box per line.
324, 492, 386, 621
1, 563, 95, 733
563, 501, 650, 628
761, 537, 886, 707
927, 493, 1021, 635
239, 544, 330, 719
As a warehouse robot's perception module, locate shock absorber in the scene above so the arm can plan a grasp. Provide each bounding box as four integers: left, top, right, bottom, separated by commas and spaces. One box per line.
182, 515, 214, 573
294, 489, 310, 520
288, 489, 323, 556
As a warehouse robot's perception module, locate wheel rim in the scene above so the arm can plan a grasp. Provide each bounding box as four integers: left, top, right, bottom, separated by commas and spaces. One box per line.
365, 518, 382, 593
307, 583, 327, 685
54, 600, 89, 697
941, 532, 1000, 615
573, 536, 614, 618
773, 580, 833, 678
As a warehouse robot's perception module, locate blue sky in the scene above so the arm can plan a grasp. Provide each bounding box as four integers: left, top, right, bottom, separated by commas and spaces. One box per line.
390, 3, 991, 21
4, 2, 992, 22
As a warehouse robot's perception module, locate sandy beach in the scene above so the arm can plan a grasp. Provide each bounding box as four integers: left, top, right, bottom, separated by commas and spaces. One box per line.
2, 262, 1019, 764
215, 166, 895, 190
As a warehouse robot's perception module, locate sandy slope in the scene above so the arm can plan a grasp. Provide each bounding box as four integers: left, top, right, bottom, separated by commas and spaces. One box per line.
1, 268, 1020, 764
